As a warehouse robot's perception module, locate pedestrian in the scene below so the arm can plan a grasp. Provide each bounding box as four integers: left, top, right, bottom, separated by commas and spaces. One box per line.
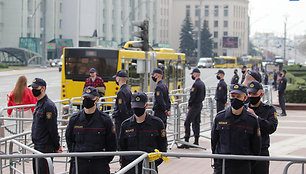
278, 69, 287, 116
151, 68, 171, 128
273, 70, 278, 91
247, 81, 278, 174
29, 78, 62, 174
264, 71, 268, 85
230, 69, 239, 84
84, 68, 106, 97
112, 70, 133, 138
215, 70, 227, 113
119, 92, 167, 174
242, 70, 262, 86
240, 65, 247, 84
7, 75, 37, 117
178, 68, 206, 148
211, 83, 261, 174
66, 86, 117, 174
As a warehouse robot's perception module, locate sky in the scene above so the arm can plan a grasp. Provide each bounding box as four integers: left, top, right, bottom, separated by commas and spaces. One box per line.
249, 0, 306, 38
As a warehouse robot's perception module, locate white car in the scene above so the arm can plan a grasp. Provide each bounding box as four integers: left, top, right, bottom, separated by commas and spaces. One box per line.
287, 59, 295, 65
197, 58, 213, 68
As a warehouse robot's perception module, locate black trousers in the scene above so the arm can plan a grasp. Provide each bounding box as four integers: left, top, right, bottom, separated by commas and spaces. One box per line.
214, 159, 251, 174
70, 158, 110, 174
33, 145, 54, 174
279, 92, 286, 114
184, 103, 202, 139
216, 101, 225, 113
154, 111, 167, 128
251, 149, 270, 174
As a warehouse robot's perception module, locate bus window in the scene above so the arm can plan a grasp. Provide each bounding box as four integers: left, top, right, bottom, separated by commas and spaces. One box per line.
128, 59, 140, 87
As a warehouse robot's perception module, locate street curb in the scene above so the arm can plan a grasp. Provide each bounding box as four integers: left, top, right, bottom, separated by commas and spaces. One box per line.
273, 103, 306, 110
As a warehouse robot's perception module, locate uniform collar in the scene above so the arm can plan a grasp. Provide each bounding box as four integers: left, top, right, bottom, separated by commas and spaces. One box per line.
120, 84, 127, 89
80, 108, 99, 122
157, 80, 163, 85
196, 78, 201, 81
37, 95, 48, 107
225, 107, 248, 121
129, 112, 153, 126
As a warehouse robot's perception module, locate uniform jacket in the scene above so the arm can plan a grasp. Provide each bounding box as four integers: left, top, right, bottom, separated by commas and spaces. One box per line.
153, 80, 171, 112
231, 74, 239, 84
215, 79, 227, 103
189, 78, 206, 107
7, 87, 37, 115
278, 76, 287, 94
211, 107, 261, 155
112, 84, 133, 123
250, 102, 278, 149
31, 95, 60, 151
65, 109, 116, 162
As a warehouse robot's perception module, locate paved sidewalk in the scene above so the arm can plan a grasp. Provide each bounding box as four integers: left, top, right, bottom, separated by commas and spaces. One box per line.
0, 67, 57, 77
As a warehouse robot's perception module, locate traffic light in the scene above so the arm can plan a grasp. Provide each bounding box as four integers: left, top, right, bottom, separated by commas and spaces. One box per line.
132, 20, 149, 51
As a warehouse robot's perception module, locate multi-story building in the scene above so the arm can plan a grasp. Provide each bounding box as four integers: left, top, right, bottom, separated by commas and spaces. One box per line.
63, 0, 172, 48
170, 0, 249, 57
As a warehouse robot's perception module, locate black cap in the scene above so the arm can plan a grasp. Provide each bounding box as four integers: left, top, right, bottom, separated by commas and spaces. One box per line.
151, 68, 163, 75
191, 68, 201, 74
28, 78, 46, 88
230, 84, 247, 95
234, 69, 238, 72
247, 81, 263, 94
242, 65, 247, 69
216, 70, 225, 75
89, 68, 96, 73
113, 70, 128, 78
282, 69, 287, 74
82, 86, 99, 99
247, 70, 262, 83
131, 92, 148, 108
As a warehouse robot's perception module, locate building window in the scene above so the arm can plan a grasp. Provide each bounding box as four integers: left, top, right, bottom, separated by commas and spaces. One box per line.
214, 42, 218, 48
59, 19, 62, 29
213, 52, 218, 57
59, 34, 62, 39
214, 21, 218, 27
214, 31, 218, 38
224, 5, 228, 17
195, 5, 200, 17
223, 31, 228, 36
224, 21, 228, 28
214, 5, 219, 17
205, 5, 209, 16
186, 5, 190, 16
204, 20, 209, 28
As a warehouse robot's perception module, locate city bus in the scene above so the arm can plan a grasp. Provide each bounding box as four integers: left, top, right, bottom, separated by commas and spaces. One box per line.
213, 56, 237, 68
61, 47, 185, 104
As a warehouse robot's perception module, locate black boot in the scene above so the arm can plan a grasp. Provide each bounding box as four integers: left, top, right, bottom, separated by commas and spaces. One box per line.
178, 138, 190, 149
194, 136, 199, 145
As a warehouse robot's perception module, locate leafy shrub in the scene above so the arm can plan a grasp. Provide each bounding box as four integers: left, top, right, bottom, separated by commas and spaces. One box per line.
0, 63, 8, 68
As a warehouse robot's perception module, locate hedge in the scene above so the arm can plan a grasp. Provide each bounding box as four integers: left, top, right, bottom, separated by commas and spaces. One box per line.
284, 66, 306, 103
0, 63, 8, 68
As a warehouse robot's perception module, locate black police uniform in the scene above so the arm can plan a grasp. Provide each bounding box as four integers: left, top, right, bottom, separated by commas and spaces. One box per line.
241, 74, 245, 84
273, 72, 278, 90
184, 78, 206, 143
66, 108, 116, 174
231, 73, 239, 84
264, 73, 268, 85
153, 80, 171, 127
215, 79, 227, 113
211, 107, 261, 174
278, 75, 287, 115
119, 113, 167, 174
112, 84, 133, 137
249, 102, 278, 174
31, 94, 60, 174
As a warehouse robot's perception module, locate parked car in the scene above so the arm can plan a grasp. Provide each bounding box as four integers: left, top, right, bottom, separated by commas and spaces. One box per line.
197, 57, 213, 68
287, 59, 295, 66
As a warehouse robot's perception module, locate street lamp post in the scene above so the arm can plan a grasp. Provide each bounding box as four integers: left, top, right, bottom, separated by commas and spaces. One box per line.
283, 18, 287, 64
197, 0, 203, 61
41, 0, 47, 68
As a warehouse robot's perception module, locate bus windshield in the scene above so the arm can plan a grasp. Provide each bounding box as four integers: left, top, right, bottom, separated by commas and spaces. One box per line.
214, 58, 224, 65
64, 48, 118, 82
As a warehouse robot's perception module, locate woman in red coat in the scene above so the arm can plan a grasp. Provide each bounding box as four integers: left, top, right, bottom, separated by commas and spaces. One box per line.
7, 75, 37, 117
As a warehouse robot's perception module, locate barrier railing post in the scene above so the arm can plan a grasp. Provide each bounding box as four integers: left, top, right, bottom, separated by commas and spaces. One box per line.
209, 97, 214, 128
222, 158, 225, 174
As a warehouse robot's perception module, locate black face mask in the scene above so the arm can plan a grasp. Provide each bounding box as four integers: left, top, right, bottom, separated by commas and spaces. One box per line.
230, 98, 244, 110
191, 75, 195, 80
151, 76, 157, 82
279, 74, 282, 77
83, 98, 96, 109
32, 89, 42, 97
216, 75, 221, 80
133, 108, 146, 117
234, 71, 237, 74
242, 70, 246, 74
249, 96, 261, 105
116, 80, 119, 86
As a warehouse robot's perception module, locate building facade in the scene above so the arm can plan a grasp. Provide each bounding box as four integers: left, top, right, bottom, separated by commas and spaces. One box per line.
170, 0, 249, 57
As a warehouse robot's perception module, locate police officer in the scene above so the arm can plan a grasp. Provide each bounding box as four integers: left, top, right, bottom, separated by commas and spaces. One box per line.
278, 69, 287, 116
211, 84, 261, 174
66, 87, 117, 174
242, 70, 262, 86
273, 70, 278, 91
247, 81, 278, 174
240, 65, 247, 84
112, 70, 133, 138
178, 68, 205, 148
29, 78, 62, 174
151, 68, 171, 127
231, 69, 239, 84
215, 70, 227, 113
119, 92, 167, 174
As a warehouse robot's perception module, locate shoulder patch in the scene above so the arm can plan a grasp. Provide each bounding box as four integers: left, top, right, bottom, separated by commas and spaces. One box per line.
118, 98, 122, 104
46, 112, 52, 119
281, 80, 283, 83
156, 91, 160, 96
218, 86, 222, 90
191, 87, 195, 92
161, 129, 166, 137
257, 128, 261, 137
125, 129, 134, 133
274, 112, 277, 119
111, 126, 116, 134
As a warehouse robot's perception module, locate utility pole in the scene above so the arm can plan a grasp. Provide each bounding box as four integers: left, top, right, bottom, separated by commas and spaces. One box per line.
283, 18, 287, 64
41, 0, 47, 68
197, 0, 202, 61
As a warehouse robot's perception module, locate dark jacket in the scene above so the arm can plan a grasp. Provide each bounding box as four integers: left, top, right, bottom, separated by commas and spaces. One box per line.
278, 76, 287, 94
189, 78, 206, 107
231, 74, 239, 84
215, 79, 227, 103
153, 80, 171, 112
112, 84, 133, 124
